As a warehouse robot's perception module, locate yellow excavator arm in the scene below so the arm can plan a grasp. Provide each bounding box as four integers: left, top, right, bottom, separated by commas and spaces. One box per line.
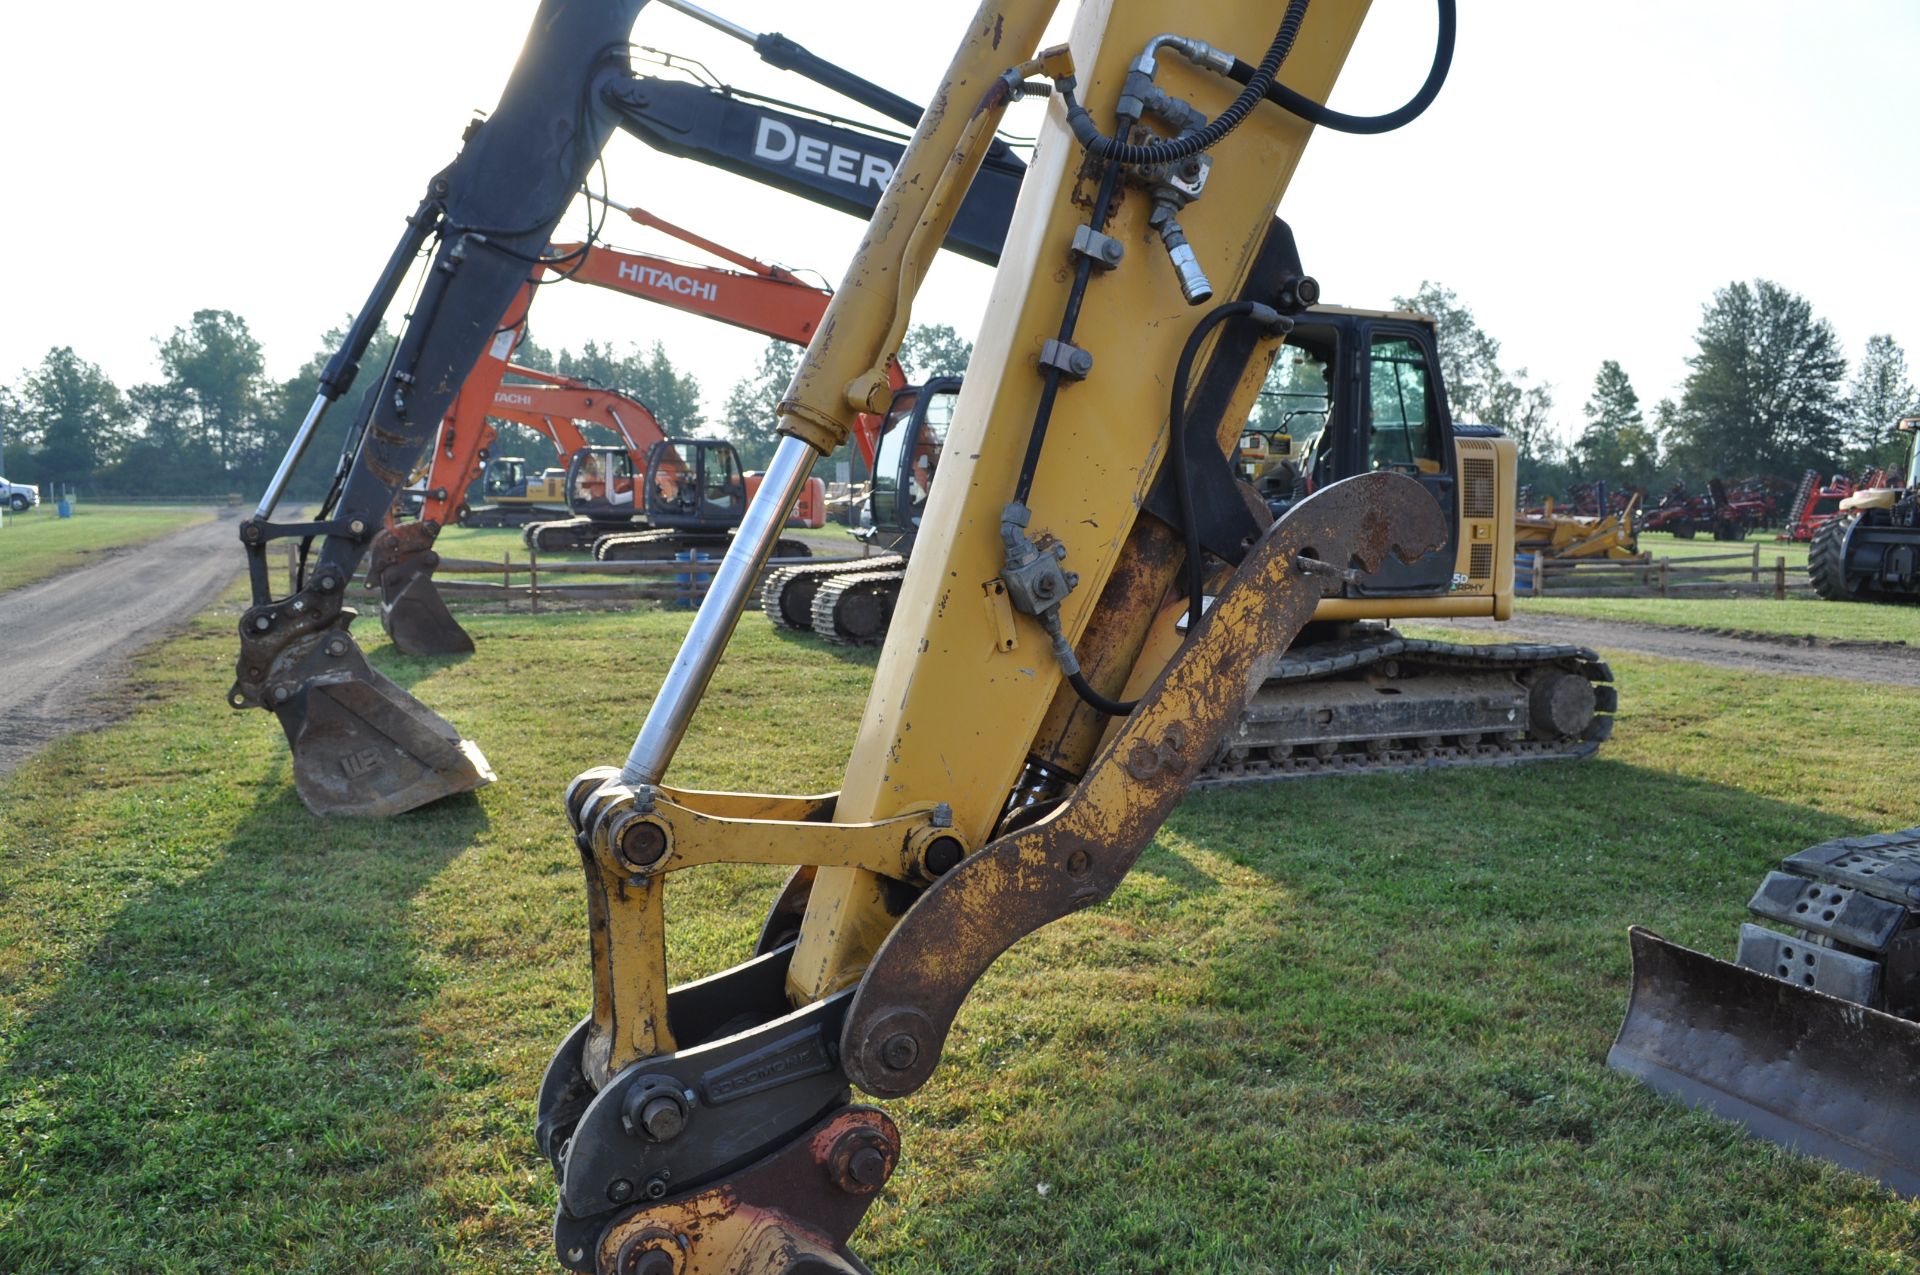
537, 2, 1458, 1270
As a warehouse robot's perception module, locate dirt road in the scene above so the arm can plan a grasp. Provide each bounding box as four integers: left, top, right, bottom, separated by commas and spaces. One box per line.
1423, 611, 1920, 688
0, 514, 240, 778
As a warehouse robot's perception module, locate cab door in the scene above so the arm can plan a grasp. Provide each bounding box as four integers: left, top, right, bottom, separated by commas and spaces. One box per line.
1358, 323, 1458, 594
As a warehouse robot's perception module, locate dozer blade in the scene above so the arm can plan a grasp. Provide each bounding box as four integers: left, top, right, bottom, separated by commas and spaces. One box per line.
271, 618, 494, 817
370, 525, 474, 656
1609, 925, 1920, 1195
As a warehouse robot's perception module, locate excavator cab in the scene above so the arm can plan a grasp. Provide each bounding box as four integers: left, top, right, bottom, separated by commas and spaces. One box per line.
644, 438, 747, 531
863, 376, 960, 552
1259, 312, 1460, 597
483, 456, 530, 499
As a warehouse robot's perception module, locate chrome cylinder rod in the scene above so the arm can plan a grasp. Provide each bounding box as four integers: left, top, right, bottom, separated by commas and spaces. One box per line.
620, 434, 820, 786
254, 391, 331, 521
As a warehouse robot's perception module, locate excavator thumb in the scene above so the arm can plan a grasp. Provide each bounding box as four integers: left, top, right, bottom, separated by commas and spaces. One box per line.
1609, 925, 1920, 1195
235, 609, 494, 817
369, 522, 475, 656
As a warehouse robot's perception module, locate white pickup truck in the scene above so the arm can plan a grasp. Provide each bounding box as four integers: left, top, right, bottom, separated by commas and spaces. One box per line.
2, 477, 40, 511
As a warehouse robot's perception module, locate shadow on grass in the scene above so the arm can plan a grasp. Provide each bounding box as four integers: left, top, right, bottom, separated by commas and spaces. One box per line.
899, 759, 1919, 1274
760, 623, 887, 666
0, 773, 487, 1272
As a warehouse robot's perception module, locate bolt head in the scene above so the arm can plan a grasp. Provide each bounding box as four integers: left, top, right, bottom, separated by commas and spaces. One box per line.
271, 686, 291, 704
253, 615, 272, 631
316, 575, 337, 592
1069, 350, 1093, 374
607, 1177, 635, 1203
880, 1032, 920, 1071
326, 639, 348, 657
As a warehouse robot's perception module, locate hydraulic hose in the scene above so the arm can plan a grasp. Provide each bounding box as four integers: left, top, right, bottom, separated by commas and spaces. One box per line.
1169, 301, 1279, 634
1228, 0, 1455, 135
1058, 0, 1310, 166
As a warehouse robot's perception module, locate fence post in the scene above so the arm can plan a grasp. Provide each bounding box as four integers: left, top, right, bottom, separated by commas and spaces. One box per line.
1751, 543, 1759, 583
286, 542, 298, 593
530, 543, 540, 615
1532, 551, 1546, 598
503, 552, 511, 610
1659, 558, 1670, 598
1775, 556, 1786, 600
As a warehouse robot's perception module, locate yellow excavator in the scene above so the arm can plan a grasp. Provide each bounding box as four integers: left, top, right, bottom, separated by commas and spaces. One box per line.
525, 0, 1493, 1269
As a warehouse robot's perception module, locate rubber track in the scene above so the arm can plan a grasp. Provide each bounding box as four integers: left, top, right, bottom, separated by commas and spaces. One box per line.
1195, 633, 1615, 785
594, 527, 693, 562
761, 555, 904, 632
811, 568, 907, 646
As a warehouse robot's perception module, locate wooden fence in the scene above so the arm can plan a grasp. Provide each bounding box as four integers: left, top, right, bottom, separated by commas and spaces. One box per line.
290, 544, 869, 611
1515, 545, 1804, 599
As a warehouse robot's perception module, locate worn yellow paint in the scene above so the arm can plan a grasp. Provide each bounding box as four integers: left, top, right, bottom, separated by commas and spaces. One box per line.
788, 0, 1377, 1003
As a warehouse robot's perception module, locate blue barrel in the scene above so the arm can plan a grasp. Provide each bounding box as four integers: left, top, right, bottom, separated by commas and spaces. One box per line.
673, 550, 713, 609
56, 498, 72, 519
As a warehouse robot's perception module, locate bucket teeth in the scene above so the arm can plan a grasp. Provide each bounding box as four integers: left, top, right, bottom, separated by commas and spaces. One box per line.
370, 527, 474, 656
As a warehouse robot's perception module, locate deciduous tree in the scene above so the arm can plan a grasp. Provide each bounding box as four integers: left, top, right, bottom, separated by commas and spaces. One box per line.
1663, 279, 1847, 481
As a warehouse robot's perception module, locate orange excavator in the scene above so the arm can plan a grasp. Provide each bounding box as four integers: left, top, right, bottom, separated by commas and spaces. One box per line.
371, 306, 825, 654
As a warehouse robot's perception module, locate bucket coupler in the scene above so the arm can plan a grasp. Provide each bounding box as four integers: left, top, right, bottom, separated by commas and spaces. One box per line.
231, 584, 492, 818
368, 522, 475, 656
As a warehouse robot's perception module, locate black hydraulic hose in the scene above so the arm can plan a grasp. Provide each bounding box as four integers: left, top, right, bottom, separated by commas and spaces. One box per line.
1228, 0, 1455, 135
1058, 0, 1310, 166
1068, 668, 1136, 717
1170, 301, 1267, 634
1010, 138, 1130, 506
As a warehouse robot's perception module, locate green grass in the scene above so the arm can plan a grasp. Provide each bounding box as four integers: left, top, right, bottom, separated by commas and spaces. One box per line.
1516, 594, 1920, 644
1636, 530, 1809, 570
0, 503, 214, 594
2, 593, 1918, 1272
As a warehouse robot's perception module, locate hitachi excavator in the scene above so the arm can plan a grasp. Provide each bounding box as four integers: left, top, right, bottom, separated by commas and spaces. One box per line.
373, 353, 825, 656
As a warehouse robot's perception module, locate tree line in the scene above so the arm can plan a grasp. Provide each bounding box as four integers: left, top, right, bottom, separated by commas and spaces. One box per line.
3, 283, 1909, 505
1395, 279, 1916, 497
0, 313, 972, 500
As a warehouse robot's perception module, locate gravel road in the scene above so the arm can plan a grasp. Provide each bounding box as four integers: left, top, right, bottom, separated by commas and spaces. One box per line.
1422, 611, 1920, 688
0, 513, 240, 778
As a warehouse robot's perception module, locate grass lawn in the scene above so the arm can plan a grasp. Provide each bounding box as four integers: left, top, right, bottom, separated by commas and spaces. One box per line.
1516, 594, 1920, 645
0, 503, 214, 595
3, 594, 1919, 1272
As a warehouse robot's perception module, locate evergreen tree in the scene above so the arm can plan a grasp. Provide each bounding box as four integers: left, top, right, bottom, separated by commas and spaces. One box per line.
1576, 360, 1658, 485
1843, 334, 1918, 472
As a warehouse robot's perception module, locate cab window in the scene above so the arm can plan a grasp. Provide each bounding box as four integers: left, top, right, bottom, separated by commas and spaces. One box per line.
1368, 335, 1443, 474
702, 446, 743, 518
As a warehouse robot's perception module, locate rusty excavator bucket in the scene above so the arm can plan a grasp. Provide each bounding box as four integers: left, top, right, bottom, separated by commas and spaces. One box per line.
235, 608, 494, 817
368, 522, 475, 656
1610, 830, 1920, 1195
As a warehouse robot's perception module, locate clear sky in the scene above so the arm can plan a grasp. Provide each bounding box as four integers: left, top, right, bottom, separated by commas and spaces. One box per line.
4, 1, 1916, 446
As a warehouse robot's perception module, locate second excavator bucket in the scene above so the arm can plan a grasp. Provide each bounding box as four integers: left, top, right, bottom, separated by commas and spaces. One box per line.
369, 523, 475, 656
1608, 926, 1920, 1195
268, 615, 494, 817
